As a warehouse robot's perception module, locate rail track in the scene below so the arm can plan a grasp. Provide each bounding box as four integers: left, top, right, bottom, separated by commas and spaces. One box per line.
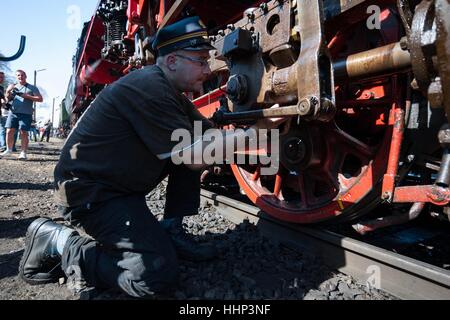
200, 189, 450, 300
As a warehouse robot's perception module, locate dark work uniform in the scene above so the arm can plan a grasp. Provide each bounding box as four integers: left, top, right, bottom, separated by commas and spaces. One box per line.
54, 65, 212, 297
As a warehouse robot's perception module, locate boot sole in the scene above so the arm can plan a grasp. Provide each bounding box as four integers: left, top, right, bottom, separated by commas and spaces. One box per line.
19, 217, 59, 285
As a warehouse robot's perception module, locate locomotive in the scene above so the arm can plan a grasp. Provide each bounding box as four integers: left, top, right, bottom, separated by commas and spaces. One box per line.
63, 0, 450, 232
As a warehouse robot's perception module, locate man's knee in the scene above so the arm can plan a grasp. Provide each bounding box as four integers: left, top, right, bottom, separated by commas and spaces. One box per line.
118, 253, 179, 298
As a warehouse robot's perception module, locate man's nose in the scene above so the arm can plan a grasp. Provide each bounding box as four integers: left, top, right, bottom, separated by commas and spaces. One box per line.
203, 64, 212, 76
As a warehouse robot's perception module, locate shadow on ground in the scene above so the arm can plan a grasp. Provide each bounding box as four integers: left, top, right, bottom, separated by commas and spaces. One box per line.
0, 182, 54, 191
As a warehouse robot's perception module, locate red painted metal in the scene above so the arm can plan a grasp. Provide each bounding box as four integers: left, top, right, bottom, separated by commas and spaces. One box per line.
381, 105, 405, 201
393, 185, 450, 205
126, 0, 150, 37
193, 86, 227, 118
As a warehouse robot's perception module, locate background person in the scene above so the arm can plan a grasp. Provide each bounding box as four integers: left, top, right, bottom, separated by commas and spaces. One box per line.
1, 70, 43, 160
40, 120, 52, 142
29, 120, 39, 142
0, 71, 7, 151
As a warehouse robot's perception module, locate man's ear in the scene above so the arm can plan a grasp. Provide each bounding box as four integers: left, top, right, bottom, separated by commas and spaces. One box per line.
166, 54, 177, 71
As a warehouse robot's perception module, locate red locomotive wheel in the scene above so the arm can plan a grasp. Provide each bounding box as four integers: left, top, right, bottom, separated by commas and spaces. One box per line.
229, 9, 404, 223
231, 116, 393, 223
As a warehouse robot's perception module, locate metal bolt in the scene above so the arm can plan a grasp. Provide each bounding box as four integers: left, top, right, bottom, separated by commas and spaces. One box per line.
430, 211, 440, 218
382, 191, 391, 200
298, 99, 311, 115
244, 7, 257, 20
260, 2, 268, 13
438, 125, 450, 145
406, 154, 415, 162
227, 24, 235, 31
362, 91, 375, 99
399, 36, 409, 50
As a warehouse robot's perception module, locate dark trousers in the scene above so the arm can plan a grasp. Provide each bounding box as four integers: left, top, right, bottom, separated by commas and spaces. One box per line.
60, 164, 201, 298
40, 129, 50, 142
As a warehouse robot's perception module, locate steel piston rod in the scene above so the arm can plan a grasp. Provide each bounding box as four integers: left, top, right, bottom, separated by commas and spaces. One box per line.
333, 40, 412, 80
213, 105, 301, 123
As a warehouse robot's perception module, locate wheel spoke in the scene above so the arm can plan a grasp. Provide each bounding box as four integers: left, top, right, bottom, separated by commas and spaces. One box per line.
331, 127, 374, 159
252, 166, 261, 181
297, 173, 308, 208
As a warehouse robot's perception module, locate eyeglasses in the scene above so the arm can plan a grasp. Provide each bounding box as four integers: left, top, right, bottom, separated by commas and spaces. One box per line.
174, 54, 210, 68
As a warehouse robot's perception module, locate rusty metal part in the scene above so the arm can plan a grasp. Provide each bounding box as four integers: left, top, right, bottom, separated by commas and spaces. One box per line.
210, 0, 417, 117
352, 202, 425, 235
269, 44, 297, 68
397, 0, 414, 37
334, 42, 412, 80
409, 0, 437, 95
211, 0, 292, 112
295, 0, 335, 117
212, 0, 292, 56
435, 0, 450, 122
270, 41, 412, 103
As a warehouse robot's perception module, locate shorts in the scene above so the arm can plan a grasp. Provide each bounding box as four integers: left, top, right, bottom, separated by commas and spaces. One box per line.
5, 113, 32, 131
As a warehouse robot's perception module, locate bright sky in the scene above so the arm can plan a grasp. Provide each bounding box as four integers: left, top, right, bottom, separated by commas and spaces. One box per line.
1, 0, 99, 125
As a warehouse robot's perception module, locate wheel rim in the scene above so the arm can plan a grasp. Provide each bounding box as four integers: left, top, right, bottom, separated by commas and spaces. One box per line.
232, 115, 393, 223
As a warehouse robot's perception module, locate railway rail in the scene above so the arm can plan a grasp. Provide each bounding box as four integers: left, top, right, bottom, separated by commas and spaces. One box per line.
200, 188, 450, 300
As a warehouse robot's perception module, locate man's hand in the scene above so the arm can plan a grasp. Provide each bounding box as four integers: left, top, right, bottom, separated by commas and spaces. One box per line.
5, 84, 15, 101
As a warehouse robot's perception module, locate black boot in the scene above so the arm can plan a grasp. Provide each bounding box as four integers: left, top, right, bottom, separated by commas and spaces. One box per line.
161, 218, 217, 262
19, 217, 77, 285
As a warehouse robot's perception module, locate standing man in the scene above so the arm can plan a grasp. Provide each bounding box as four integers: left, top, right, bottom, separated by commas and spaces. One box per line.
29, 120, 39, 142
40, 119, 52, 142
19, 16, 282, 298
1, 70, 43, 160
0, 71, 7, 151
